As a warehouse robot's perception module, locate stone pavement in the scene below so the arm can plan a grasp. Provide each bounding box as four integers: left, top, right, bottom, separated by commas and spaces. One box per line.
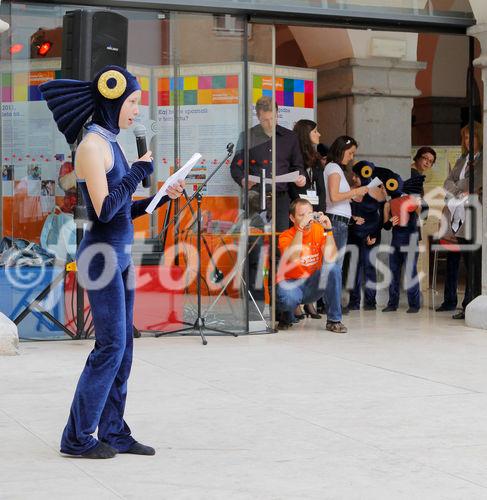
2, 309, 487, 499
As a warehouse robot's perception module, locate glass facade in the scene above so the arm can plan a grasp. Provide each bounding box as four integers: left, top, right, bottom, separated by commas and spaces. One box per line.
0, 2, 278, 339
0, 0, 475, 340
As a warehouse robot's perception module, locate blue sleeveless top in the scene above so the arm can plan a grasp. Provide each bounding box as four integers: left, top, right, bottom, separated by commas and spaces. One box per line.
77, 123, 134, 269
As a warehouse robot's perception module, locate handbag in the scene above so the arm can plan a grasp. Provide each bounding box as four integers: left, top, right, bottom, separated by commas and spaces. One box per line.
40, 206, 76, 262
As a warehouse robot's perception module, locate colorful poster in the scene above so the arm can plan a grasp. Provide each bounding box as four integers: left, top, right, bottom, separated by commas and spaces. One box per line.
249, 63, 317, 130
154, 64, 243, 197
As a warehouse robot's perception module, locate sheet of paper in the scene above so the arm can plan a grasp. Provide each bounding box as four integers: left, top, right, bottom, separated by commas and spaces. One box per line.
447, 195, 468, 233
367, 177, 383, 189
248, 170, 300, 184
275, 171, 300, 183
299, 193, 319, 205
145, 153, 202, 214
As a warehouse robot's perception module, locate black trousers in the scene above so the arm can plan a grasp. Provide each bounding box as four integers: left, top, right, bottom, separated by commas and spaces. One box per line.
442, 239, 481, 310
248, 191, 290, 318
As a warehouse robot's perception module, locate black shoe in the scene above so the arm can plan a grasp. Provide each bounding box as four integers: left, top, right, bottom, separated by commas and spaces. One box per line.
363, 304, 376, 311
435, 304, 457, 312
452, 311, 465, 320
78, 442, 118, 459
382, 306, 397, 312
347, 304, 360, 311
120, 442, 156, 456
406, 307, 419, 313
294, 306, 305, 321
277, 320, 293, 330
304, 304, 322, 319
342, 306, 350, 315
316, 304, 327, 314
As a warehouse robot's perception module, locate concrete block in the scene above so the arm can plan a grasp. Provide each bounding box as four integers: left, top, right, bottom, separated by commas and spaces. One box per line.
0, 312, 19, 355
465, 295, 487, 330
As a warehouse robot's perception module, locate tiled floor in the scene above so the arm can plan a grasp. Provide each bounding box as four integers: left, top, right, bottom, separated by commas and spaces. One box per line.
2, 308, 487, 499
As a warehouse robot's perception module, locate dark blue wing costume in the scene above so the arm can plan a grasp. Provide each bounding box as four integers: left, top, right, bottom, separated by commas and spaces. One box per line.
40, 66, 167, 456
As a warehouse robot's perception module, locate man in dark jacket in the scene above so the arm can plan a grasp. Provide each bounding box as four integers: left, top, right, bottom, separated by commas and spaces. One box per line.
230, 96, 306, 232
230, 96, 306, 320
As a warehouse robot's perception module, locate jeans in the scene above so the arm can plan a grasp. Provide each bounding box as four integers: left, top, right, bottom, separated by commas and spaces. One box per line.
324, 218, 349, 321
348, 240, 376, 308
387, 245, 420, 309
277, 263, 342, 323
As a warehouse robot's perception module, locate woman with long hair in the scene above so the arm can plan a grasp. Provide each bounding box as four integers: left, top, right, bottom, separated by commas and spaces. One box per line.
322, 136, 368, 333
291, 119, 327, 319
292, 119, 327, 211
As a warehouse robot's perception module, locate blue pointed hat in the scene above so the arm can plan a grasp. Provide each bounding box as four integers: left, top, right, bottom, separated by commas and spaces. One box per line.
352, 160, 376, 185
39, 65, 141, 144
375, 167, 404, 197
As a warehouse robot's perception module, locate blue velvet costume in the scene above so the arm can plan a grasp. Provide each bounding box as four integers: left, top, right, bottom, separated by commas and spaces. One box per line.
348, 161, 384, 309
40, 66, 168, 456
376, 167, 425, 311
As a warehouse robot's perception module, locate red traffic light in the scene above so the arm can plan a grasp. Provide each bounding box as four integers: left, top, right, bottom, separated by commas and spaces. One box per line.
37, 41, 52, 56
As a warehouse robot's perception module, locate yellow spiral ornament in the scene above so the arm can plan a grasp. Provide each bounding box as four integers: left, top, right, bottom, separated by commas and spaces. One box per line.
361, 165, 373, 178
386, 178, 399, 192
97, 70, 127, 99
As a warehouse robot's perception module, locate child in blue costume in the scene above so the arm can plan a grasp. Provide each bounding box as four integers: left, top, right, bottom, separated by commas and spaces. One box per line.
40, 66, 184, 459
347, 161, 386, 310
375, 168, 425, 314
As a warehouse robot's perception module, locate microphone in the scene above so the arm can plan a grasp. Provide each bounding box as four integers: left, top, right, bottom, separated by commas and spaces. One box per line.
133, 124, 151, 188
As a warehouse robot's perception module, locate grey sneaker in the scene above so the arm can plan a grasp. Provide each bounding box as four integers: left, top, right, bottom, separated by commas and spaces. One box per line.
326, 321, 348, 334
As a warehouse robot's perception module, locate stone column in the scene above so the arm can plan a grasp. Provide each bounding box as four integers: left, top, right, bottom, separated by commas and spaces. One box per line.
465, 24, 487, 329
317, 57, 426, 179
317, 57, 428, 304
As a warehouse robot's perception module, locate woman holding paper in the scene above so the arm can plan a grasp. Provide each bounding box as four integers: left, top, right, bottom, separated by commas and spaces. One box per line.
322, 136, 368, 333
437, 123, 482, 319
292, 119, 327, 319
40, 66, 184, 459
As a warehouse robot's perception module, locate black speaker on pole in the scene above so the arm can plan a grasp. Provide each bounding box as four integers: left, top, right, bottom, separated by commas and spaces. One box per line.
61, 10, 128, 80
61, 10, 129, 338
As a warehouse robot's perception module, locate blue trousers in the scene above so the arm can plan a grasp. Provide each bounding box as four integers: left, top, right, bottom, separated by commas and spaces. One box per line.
323, 218, 349, 321
277, 263, 342, 323
60, 249, 136, 455
348, 241, 376, 308
387, 245, 420, 309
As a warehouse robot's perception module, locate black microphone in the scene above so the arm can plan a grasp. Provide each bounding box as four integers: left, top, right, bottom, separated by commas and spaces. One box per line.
133, 124, 151, 188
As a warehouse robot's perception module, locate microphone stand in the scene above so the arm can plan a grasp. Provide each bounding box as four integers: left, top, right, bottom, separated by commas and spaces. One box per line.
149, 143, 238, 345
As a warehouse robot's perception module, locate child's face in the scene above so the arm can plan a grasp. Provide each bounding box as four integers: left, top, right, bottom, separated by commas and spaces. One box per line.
351, 174, 361, 187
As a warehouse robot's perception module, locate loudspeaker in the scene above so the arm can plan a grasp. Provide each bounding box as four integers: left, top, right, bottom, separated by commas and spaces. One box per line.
61, 10, 128, 80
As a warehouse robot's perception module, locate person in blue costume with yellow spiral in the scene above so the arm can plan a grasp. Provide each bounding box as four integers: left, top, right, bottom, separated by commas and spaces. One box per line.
40, 66, 184, 459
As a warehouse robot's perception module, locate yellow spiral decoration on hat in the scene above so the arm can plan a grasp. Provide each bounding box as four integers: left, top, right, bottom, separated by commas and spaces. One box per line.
386, 178, 399, 191
361, 165, 373, 178
97, 70, 127, 99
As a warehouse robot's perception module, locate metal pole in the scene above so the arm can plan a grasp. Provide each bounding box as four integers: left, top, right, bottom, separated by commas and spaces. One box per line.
271, 24, 276, 329
467, 36, 478, 301
243, 15, 250, 332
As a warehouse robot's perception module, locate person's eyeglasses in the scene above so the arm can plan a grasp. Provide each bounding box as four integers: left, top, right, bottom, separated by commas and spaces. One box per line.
420, 155, 435, 165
